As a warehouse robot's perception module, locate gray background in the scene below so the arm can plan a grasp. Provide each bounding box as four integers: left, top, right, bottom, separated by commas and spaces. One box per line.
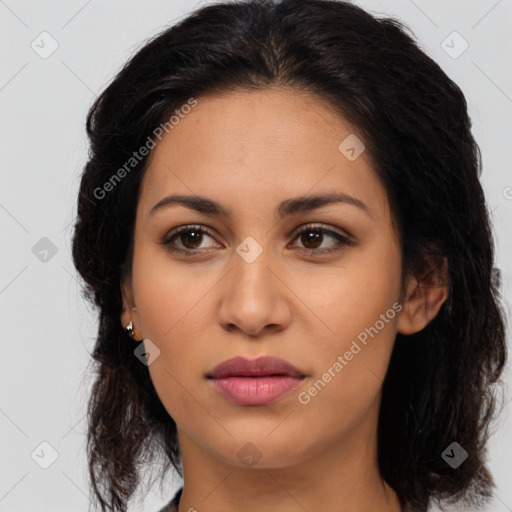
0, 0, 511, 511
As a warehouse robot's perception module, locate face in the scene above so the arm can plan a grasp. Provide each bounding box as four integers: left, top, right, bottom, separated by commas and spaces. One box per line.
121, 86, 424, 470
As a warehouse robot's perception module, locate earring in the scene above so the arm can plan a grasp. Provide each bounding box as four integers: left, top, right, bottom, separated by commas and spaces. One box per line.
124, 321, 136, 338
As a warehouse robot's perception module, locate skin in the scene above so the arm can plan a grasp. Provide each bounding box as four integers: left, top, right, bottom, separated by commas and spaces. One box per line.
121, 86, 448, 512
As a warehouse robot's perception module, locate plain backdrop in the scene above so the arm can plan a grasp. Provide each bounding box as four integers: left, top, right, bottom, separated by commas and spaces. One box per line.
0, 1, 511, 511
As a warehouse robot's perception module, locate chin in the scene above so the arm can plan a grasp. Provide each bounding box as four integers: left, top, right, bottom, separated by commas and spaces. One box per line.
210, 436, 313, 470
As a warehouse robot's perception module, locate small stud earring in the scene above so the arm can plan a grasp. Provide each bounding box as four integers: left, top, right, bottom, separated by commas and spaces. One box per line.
124, 321, 136, 338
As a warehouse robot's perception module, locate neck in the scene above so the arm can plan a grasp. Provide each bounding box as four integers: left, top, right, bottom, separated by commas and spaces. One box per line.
175, 404, 402, 512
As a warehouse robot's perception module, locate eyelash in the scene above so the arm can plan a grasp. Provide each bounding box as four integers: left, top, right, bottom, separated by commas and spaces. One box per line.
159, 223, 354, 257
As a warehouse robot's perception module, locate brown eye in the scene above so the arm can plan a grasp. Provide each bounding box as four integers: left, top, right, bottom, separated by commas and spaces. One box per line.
175, 228, 206, 249
290, 224, 354, 255
160, 223, 354, 257
160, 225, 220, 255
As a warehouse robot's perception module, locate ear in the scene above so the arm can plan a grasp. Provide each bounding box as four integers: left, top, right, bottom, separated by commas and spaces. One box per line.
120, 270, 140, 339
397, 255, 449, 335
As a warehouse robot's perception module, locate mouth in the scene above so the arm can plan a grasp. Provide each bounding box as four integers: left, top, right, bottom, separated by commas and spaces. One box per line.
206, 355, 305, 379
206, 356, 306, 405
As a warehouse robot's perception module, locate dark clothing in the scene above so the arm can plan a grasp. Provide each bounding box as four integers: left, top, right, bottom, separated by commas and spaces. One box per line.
157, 487, 182, 512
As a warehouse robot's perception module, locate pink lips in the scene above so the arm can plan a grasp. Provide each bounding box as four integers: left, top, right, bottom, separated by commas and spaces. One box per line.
206, 356, 306, 406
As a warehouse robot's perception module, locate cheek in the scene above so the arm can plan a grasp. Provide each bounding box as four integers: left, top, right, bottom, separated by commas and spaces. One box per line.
294, 302, 400, 443
297, 238, 402, 412
130, 244, 218, 413
131, 241, 213, 340
304, 235, 402, 343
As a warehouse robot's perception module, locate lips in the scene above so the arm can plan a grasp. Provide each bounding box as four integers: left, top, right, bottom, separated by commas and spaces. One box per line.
206, 356, 305, 379
206, 356, 306, 406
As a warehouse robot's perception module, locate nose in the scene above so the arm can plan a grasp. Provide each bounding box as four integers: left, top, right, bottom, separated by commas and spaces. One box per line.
216, 248, 292, 339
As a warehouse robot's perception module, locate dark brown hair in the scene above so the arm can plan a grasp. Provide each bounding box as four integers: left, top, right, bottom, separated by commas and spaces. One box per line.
71, 1, 508, 510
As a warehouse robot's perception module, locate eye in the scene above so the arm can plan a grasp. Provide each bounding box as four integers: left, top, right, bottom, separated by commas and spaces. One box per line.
159, 223, 354, 256
288, 223, 355, 255
160, 224, 220, 255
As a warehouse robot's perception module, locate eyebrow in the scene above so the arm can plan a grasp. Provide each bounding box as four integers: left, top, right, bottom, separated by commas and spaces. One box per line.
149, 192, 370, 220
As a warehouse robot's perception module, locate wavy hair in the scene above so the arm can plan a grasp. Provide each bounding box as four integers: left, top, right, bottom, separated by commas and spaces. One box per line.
71, 0, 508, 510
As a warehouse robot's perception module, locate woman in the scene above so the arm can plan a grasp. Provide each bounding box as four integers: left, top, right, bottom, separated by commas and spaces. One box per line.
71, 1, 508, 511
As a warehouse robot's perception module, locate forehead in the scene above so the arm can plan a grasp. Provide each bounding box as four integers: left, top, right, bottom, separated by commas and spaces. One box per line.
139, 87, 389, 220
